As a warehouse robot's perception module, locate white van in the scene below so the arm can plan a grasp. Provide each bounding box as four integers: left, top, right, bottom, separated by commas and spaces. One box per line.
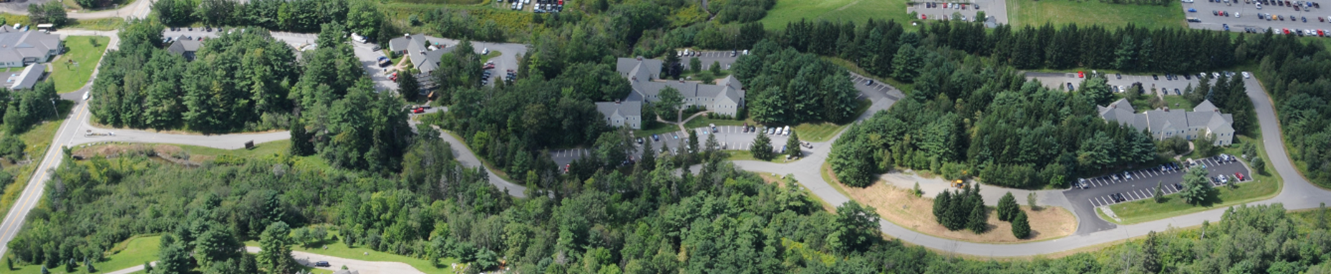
782, 126, 791, 136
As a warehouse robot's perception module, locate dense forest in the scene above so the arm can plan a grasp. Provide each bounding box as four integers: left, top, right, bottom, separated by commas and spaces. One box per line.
90, 20, 410, 172
1253, 33, 1331, 188
152, 0, 386, 43
732, 40, 861, 125
828, 48, 1156, 188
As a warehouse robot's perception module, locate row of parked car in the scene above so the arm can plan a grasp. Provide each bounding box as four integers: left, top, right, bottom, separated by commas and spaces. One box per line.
920, 2, 978, 9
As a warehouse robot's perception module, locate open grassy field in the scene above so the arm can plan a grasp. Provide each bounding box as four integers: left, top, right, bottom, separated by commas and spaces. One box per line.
1008, 0, 1186, 29
1107, 135, 1282, 224
792, 122, 846, 142
52, 36, 110, 93
759, 0, 915, 30
245, 229, 460, 274
821, 163, 1078, 243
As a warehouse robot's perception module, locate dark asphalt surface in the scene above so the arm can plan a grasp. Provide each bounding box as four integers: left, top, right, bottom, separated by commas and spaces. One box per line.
1064, 155, 1251, 234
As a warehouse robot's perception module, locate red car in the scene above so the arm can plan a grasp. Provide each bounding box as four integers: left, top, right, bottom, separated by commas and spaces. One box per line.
1235, 172, 1245, 181
1078, 71, 1085, 78
921, 14, 927, 20
411, 107, 424, 114
1283, 28, 1291, 34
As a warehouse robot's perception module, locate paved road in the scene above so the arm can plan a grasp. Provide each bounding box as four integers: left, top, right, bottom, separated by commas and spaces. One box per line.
245, 246, 426, 274
0, 0, 153, 19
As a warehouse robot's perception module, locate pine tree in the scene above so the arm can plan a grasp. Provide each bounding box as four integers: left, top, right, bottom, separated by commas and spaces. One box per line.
933, 190, 952, 227
786, 129, 802, 158
289, 118, 313, 156
640, 137, 656, 170
1142, 231, 1161, 273
144, 261, 153, 273
967, 202, 987, 234
1154, 181, 1165, 203
1011, 211, 1030, 239
997, 192, 1018, 221
1251, 156, 1266, 175
398, 71, 421, 101
750, 132, 773, 160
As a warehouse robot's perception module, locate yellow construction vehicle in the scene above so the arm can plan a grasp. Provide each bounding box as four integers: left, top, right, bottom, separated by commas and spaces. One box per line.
952, 179, 965, 188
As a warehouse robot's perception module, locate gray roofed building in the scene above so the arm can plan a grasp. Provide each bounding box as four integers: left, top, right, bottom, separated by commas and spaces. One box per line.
595, 100, 643, 129
8, 63, 44, 90
596, 57, 746, 129
390, 34, 453, 74
166, 35, 202, 61
0, 26, 63, 68
1098, 98, 1234, 146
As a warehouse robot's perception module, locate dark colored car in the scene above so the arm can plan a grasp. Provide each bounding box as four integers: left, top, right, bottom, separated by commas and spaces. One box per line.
652, 134, 659, 141
315, 261, 330, 267
1152, 74, 1159, 80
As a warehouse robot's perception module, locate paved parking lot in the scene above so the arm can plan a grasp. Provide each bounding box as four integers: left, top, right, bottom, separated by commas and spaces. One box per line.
679, 50, 740, 72
906, 0, 1009, 24
1062, 155, 1250, 232
1183, 0, 1331, 33
550, 125, 800, 167
1025, 72, 1246, 98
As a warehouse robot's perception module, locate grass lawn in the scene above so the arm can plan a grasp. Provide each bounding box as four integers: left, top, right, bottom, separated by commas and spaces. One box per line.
1161, 95, 1196, 111
1107, 135, 1282, 224
51, 36, 111, 93
65, 18, 126, 31
821, 163, 1078, 243
245, 229, 460, 274
481, 51, 501, 63
633, 122, 682, 138
1008, 0, 1186, 29
725, 150, 799, 163
792, 122, 846, 142
760, 0, 916, 31
2, 235, 159, 274
682, 116, 752, 129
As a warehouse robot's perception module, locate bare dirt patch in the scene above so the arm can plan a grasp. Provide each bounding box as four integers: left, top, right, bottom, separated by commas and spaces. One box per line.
822, 165, 1076, 243
72, 143, 206, 164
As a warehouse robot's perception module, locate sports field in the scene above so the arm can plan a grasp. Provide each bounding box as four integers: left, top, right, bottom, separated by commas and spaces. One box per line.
759, 0, 915, 30
1008, 0, 1186, 29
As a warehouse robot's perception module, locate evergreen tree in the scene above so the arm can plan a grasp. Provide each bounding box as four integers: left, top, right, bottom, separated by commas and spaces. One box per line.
640, 137, 656, 170
257, 222, 294, 274
1180, 166, 1213, 204
967, 202, 986, 234
688, 129, 700, 155
289, 118, 313, 156
1154, 181, 1164, 203
997, 192, 1018, 221
710, 61, 722, 75
1251, 156, 1266, 175
750, 132, 773, 160
1142, 231, 1161, 273
933, 190, 952, 228
398, 71, 421, 102
156, 240, 192, 274
1011, 211, 1030, 239
786, 130, 802, 157
689, 57, 701, 73
144, 262, 153, 273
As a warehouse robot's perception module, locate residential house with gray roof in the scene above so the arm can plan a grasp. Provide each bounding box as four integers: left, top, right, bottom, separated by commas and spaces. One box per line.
166, 35, 202, 61
1097, 98, 1235, 146
0, 26, 62, 68
594, 57, 746, 129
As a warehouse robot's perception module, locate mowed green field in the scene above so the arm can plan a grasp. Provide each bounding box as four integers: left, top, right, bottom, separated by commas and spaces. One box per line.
1008, 0, 1187, 29
759, 0, 915, 30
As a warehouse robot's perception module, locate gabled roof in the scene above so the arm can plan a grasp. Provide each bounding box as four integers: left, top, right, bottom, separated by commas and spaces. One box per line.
1193, 99, 1218, 113
595, 100, 642, 120
0, 26, 60, 64
9, 63, 43, 90
167, 35, 202, 55
616, 57, 661, 81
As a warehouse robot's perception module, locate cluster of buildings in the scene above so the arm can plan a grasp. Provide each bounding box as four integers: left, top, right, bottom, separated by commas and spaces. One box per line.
1098, 98, 1235, 146
596, 57, 746, 129
0, 25, 62, 90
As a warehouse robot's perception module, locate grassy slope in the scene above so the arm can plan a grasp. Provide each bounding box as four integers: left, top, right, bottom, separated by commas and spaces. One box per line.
245, 230, 460, 274
52, 36, 111, 93
1107, 135, 1282, 224
1, 235, 159, 274
1008, 0, 1186, 29
760, 0, 915, 30
66, 18, 126, 31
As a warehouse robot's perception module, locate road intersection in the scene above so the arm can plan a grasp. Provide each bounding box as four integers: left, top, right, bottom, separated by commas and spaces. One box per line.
0, 24, 1326, 265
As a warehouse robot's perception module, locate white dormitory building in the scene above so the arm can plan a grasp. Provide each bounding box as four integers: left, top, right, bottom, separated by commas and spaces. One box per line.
595, 57, 745, 129
1097, 98, 1235, 146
